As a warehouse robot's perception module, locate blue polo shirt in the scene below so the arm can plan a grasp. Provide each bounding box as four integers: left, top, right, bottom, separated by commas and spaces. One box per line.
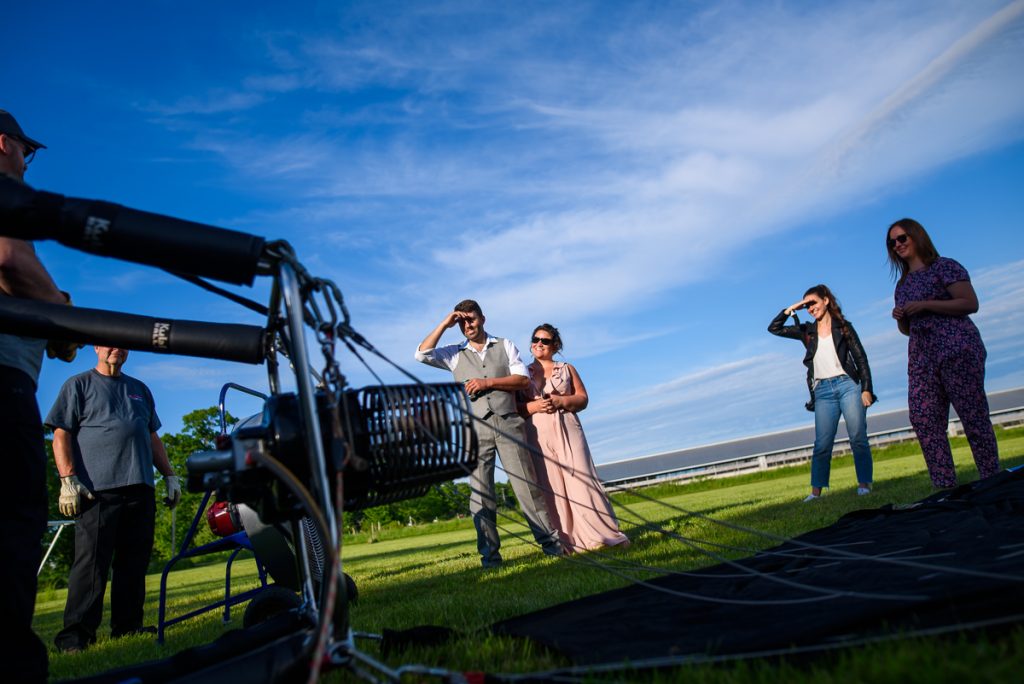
45, 369, 161, 492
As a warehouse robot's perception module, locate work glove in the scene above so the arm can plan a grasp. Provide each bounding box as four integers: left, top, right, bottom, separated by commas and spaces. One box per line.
46, 291, 83, 363
59, 475, 95, 518
164, 475, 181, 509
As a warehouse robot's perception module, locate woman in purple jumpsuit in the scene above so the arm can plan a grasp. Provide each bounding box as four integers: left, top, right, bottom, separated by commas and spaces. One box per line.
887, 218, 999, 488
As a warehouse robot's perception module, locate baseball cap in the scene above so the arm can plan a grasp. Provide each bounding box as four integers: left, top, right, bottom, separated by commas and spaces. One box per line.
0, 109, 46, 151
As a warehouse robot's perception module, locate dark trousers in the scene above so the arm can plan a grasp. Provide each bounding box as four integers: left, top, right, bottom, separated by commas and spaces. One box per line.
0, 366, 49, 682
55, 484, 155, 649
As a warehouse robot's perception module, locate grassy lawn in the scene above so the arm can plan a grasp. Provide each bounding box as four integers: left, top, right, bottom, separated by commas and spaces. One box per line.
36, 427, 1024, 682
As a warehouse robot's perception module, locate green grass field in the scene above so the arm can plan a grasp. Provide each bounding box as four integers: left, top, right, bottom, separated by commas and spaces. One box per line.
35, 428, 1024, 682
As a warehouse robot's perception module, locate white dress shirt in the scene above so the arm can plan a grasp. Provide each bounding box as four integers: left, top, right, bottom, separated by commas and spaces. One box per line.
415, 334, 529, 377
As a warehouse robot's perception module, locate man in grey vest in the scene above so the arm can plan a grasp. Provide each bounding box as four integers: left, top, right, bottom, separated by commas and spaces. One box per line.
416, 299, 563, 567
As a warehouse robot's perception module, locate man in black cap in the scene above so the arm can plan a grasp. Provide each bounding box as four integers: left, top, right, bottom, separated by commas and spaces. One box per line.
1, 108, 77, 682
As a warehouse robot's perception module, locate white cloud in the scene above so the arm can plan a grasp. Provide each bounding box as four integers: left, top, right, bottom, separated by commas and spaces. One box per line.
141, 91, 267, 117
74, 268, 177, 294
108, 1, 1024, 450
254, 0, 1024, 343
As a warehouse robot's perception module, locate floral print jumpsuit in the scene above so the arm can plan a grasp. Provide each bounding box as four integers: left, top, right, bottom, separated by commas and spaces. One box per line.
895, 257, 999, 487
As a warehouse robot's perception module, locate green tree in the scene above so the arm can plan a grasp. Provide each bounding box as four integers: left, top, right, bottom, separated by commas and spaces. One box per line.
358, 481, 474, 530
361, 504, 399, 526
151, 407, 235, 568
496, 481, 518, 511
440, 482, 472, 517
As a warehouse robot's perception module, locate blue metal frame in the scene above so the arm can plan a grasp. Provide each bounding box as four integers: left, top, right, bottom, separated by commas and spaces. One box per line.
157, 490, 270, 644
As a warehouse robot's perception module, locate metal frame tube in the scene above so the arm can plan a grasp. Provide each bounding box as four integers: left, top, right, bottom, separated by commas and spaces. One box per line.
217, 383, 269, 434
279, 263, 339, 544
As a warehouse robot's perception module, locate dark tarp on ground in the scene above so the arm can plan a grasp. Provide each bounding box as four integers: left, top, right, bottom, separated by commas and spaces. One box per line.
65, 612, 310, 684
493, 469, 1024, 665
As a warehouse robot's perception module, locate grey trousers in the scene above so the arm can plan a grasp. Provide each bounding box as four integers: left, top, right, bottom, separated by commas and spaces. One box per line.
470, 412, 561, 566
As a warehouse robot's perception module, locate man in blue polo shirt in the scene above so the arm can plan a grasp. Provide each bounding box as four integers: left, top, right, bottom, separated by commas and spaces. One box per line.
46, 345, 181, 652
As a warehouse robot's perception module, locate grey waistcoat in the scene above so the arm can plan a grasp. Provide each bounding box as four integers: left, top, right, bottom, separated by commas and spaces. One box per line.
451, 339, 518, 418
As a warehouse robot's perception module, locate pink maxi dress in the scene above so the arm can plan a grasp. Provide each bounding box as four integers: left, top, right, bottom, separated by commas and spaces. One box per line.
524, 361, 629, 551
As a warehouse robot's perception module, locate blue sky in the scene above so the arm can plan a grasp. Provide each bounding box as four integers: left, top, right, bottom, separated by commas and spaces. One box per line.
6, 0, 1024, 464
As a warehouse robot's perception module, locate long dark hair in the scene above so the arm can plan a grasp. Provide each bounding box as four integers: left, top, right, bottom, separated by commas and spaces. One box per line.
887, 218, 939, 283
532, 323, 563, 354
803, 284, 848, 337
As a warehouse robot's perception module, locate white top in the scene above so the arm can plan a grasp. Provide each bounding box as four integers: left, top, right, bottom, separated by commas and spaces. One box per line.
414, 334, 529, 377
812, 333, 845, 381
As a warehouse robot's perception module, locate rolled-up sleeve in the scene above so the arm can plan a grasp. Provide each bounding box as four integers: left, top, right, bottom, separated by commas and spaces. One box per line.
414, 344, 461, 371
503, 339, 529, 377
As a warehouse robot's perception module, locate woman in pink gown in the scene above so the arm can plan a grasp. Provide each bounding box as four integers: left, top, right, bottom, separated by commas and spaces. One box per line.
519, 324, 629, 552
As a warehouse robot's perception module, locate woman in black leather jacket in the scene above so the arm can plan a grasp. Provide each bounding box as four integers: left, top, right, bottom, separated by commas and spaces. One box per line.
768, 284, 877, 502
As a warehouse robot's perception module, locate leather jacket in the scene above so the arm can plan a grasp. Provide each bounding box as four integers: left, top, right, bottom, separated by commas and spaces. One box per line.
768, 309, 877, 412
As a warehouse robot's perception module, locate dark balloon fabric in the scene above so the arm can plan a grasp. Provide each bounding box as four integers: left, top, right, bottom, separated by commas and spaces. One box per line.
493, 468, 1024, 665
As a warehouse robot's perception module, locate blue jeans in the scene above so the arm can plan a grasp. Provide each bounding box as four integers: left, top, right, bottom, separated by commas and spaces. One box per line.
811, 375, 873, 489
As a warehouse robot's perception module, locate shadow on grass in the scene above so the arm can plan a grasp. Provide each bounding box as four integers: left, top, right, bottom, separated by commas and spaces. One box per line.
347, 536, 476, 564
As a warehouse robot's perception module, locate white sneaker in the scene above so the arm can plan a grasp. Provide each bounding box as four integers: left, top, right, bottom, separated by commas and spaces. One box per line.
802, 493, 820, 502
857, 487, 871, 496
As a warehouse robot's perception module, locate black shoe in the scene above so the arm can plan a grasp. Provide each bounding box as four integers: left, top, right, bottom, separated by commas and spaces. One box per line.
55, 629, 94, 653
542, 543, 566, 557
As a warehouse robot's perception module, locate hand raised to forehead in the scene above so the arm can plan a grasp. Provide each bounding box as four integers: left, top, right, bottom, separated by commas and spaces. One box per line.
442, 310, 471, 328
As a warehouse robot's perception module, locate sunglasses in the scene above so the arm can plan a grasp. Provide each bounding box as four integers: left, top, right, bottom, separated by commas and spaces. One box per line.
9, 136, 36, 166
531, 336, 554, 346
887, 233, 909, 248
